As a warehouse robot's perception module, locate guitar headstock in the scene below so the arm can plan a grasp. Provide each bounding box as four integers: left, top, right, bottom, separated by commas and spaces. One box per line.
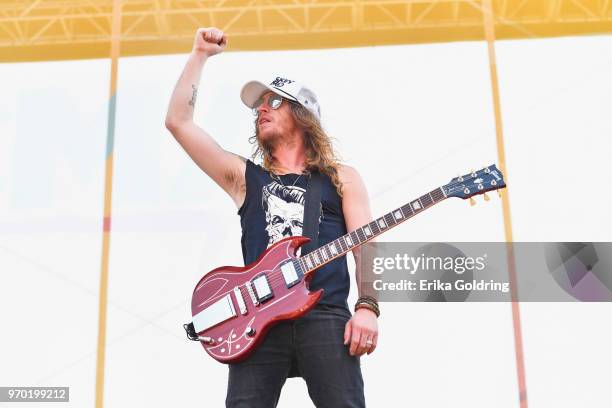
443, 164, 506, 200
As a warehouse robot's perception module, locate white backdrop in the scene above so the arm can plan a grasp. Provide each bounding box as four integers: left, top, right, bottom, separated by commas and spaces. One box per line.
1, 35, 611, 407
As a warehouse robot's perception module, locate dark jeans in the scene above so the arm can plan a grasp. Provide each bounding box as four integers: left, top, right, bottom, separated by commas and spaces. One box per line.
225, 303, 366, 408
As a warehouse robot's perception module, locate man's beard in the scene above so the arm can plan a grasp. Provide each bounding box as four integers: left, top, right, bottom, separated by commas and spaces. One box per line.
258, 128, 291, 152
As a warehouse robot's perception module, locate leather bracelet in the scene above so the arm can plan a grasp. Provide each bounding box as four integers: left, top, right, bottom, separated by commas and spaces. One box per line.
355, 299, 380, 315
354, 302, 380, 317
356, 299, 378, 311
357, 295, 379, 307
356, 296, 379, 309
357, 295, 378, 303
355, 294, 380, 317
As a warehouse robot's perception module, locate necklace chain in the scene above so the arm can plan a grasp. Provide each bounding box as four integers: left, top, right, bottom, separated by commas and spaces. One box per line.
271, 169, 310, 188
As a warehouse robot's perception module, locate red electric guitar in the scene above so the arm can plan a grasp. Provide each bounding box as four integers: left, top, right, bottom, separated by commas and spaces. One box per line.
185, 165, 506, 363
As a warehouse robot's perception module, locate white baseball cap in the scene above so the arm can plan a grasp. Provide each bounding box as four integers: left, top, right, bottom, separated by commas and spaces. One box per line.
240, 76, 321, 121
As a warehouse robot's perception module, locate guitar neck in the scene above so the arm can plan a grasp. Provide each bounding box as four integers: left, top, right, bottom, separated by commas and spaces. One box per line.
298, 186, 447, 275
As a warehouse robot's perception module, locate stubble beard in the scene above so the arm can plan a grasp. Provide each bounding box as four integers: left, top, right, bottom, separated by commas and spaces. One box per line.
259, 127, 291, 153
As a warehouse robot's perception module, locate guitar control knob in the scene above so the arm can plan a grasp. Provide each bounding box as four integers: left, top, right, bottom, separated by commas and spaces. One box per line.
245, 327, 256, 337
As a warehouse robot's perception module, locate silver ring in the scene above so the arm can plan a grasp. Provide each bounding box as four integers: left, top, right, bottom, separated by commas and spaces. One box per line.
366, 340, 373, 345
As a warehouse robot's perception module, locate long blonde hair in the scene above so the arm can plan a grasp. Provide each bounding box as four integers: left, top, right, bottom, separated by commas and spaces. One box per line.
248, 102, 344, 197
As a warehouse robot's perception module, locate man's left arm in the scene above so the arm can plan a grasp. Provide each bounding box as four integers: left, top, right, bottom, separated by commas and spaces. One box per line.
338, 165, 379, 357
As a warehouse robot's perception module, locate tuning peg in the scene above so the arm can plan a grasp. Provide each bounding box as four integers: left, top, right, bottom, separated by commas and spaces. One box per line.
469, 197, 476, 206
483, 193, 490, 201
497, 190, 502, 198
470, 169, 476, 177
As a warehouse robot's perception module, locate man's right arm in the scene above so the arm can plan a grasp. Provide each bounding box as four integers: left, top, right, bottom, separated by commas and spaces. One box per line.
164, 28, 246, 210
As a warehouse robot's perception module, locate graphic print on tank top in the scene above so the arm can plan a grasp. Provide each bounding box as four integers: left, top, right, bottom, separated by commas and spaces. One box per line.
261, 179, 322, 249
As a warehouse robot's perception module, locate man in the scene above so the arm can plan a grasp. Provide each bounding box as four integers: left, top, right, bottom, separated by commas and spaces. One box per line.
165, 27, 379, 408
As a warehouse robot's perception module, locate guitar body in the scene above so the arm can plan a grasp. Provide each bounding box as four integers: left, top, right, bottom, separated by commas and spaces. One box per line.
187, 164, 506, 364
191, 235, 323, 364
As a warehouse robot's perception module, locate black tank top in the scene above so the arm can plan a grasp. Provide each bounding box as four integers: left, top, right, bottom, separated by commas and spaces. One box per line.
237, 159, 350, 309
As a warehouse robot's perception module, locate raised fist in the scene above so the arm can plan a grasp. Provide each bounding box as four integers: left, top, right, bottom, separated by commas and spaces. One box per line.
192, 27, 227, 57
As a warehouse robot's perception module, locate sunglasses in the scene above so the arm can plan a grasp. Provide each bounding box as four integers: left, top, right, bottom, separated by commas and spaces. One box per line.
252, 94, 295, 116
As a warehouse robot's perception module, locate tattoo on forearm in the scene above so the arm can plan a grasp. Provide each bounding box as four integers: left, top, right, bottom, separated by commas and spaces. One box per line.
188, 84, 198, 107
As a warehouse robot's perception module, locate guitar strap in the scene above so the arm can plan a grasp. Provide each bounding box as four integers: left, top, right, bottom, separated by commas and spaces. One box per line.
300, 168, 322, 256
287, 168, 322, 378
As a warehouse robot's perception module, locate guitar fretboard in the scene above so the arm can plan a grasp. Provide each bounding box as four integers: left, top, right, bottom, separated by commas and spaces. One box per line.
297, 187, 447, 275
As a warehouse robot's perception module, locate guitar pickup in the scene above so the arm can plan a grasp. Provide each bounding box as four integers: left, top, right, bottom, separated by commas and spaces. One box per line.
251, 273, 273, 303
280, 260, 303, 288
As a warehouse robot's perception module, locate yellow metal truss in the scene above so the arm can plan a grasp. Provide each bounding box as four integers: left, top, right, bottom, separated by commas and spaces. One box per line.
2, 0, 612, 62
